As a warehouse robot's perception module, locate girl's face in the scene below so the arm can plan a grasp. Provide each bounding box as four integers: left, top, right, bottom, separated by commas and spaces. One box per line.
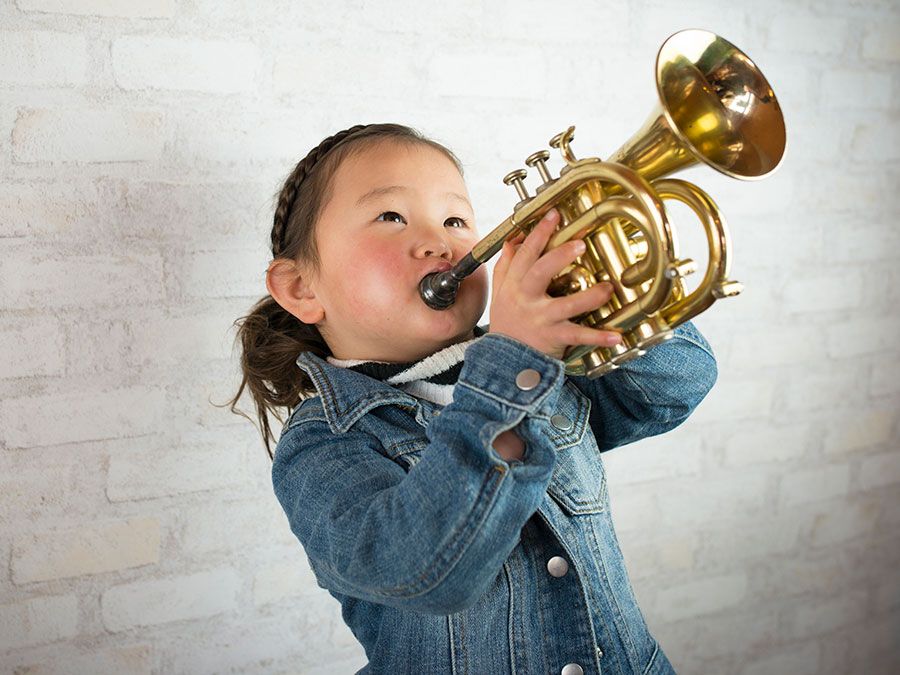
296, 139, 488, 362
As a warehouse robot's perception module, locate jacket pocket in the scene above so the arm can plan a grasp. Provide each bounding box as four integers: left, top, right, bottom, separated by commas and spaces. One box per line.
544, 382, 608, 515
386, 435, 427, 470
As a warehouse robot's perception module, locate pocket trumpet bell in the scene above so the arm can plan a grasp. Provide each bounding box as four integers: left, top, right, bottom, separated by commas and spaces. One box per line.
419, 28, 787, 378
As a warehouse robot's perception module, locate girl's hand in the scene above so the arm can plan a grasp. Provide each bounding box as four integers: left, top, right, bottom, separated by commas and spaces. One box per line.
488, 208, 623, 361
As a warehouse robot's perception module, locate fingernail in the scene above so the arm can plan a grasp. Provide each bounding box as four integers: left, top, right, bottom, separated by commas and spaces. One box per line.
573, 240, 586, 254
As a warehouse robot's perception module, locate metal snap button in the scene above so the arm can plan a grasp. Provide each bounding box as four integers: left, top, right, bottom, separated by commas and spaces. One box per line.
596, 646, 604, 659
550, 414, 572, 430
546, 555, 569, 578
515, 368, 541, 391
561, 664, 583, 675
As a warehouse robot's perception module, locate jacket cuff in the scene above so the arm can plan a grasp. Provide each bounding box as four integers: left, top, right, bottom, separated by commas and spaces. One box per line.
456, 332, 566, 411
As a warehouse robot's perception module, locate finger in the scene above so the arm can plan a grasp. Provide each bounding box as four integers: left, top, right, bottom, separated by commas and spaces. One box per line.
492, 238, 515, 285
545, 280, 616, 323
506, 208, 560, 282
520, 236, 587, 297
561, 320, 624, 348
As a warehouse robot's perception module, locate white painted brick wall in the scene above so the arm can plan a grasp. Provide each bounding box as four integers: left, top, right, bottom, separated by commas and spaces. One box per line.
0, 0, 897, 674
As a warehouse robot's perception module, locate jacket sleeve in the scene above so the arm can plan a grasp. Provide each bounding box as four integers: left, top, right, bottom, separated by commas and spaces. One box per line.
566, 319, 718, 451
271, 333, 567, 616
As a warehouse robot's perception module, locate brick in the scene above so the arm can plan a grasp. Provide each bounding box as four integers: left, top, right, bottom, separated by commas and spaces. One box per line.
603, 485, 659, 533
656, 612, 773, 664
107, 439, 249, 502
273, 46, 418, 102
808, 498, 880, 547
698, 514, 802, 564
722, 423, 810, 466
873, 575, 900, 616
862, 22, 900, 61
654, 572, 748, 622
727, 326, 827, 371
179, 497, 295, 559
253, 558, 318, 606
0, 386, 167, 449
0, 596, 78, 650
823, 408, 896, 455
16, 0, 175, 17
162, 610, 331, 674
631, 4, 750, 56
686, 373, 774, 422
168, 108, 326, 168
821, 69, 893, 110
655, 531, 697, 572
0, 179, 109, 239
101, 568, 240, 631
782, 272, 866, 314
768, 15, 849, 56
0, 454, 80, 522
871, 360, 900, 397
739, 641, 820, 675
782, 367, 869, 415
601, 426, 703, 483
168, 249, 265, 300
427, 49, 548, 100
0, 31, 87, 86
851, 118, 900, 162
779, 463, 851, 508
116, 180, 268, 245
12, 645, 152, 675
125, 306, 235, 369
0, 315, 65, 378
12, 108, 164, 163
62, 313, 132, 377
821, 219, 900, 266
858, 450, 900, 491
12, 517, 160, 584
656, 471, 768, 525
0, 244, 165, 310
765, 550, 863, 598
113, 36, 259, 93
805, 169, 881, 213
783, 589, 867, 640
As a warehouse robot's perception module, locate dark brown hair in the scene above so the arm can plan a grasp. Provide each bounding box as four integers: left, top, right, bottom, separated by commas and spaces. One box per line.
219, 123, 464, 460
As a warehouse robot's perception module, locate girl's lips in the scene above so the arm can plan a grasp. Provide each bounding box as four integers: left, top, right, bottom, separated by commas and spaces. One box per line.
420, 262, 453, 283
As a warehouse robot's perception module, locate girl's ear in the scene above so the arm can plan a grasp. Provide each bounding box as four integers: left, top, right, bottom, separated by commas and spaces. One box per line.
266, 259, 325, 324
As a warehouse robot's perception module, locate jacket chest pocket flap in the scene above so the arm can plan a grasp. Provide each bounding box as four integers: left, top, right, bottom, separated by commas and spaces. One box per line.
543, 382, 608, 516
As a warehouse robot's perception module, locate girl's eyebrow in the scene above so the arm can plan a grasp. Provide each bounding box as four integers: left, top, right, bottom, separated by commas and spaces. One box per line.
355, 185, 470, 208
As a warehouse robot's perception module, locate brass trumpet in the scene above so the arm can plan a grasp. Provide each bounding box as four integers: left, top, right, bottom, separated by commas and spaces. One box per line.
419, 28, 787, 378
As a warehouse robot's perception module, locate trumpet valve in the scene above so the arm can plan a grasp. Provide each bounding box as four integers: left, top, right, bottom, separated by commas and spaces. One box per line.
502, 168, 530, 202
664, 257, 697, 279
549, 125, 578, 166
525, 149, 553, 186
712, 280, 744, 298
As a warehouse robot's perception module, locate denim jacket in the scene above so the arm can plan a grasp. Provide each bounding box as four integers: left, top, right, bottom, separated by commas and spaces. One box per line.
271, 320, 717, 675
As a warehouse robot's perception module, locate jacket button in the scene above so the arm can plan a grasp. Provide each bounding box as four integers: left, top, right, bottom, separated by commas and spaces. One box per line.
550, 414, 572, 430
561, 664, 583, 675
546, 555, 569, 577
515, 368, 541, 391
596, 646, 604, 658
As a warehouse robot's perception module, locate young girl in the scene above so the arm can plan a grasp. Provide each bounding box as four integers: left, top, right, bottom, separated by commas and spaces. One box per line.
229, 123, 717, 674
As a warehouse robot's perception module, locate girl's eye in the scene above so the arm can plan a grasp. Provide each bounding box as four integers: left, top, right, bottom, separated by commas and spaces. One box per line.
445, 217, 469, 228
376, 211, 406, 224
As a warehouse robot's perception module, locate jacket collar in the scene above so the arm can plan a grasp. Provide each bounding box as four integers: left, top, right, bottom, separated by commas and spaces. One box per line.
293, 325, 488, 434
294, 350, 419, 433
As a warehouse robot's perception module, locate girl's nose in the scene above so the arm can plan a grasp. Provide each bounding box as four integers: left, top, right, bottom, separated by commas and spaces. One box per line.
416, 238, 452, 260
